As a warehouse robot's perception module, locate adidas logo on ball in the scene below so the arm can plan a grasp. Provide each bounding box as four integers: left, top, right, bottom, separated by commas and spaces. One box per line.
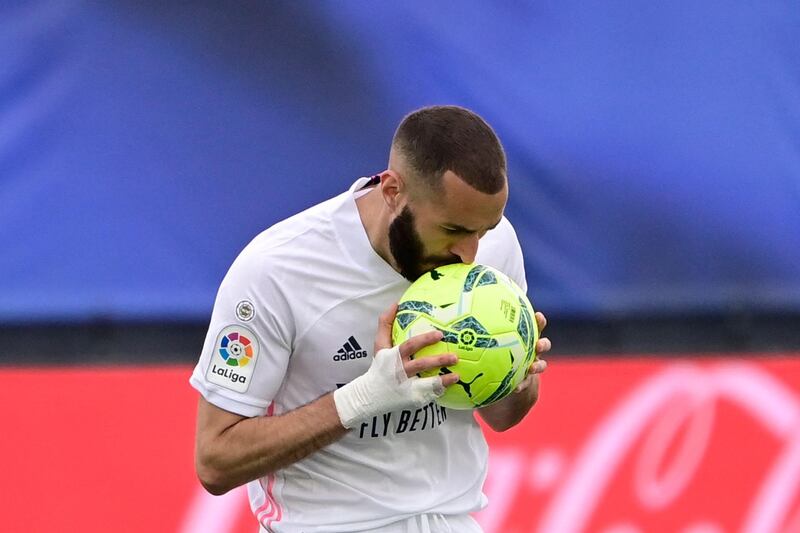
333, 336, 368, 361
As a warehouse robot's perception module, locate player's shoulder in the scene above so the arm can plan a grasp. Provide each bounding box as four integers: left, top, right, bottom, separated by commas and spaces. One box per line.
223, 194, 343, 284
256, 196, 340, 251
476, 215, 526, 285
482, 215, 521, 249
248, 195, 342, 256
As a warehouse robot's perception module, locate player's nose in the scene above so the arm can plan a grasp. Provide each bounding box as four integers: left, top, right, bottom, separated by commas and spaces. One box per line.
450, 234, 479, 264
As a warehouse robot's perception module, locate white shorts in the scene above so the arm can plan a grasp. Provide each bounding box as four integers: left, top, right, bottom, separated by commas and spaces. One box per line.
360, 513, 483, 533
259, 514, 483, 533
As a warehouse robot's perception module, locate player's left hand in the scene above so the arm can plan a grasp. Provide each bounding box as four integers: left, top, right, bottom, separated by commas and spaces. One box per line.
514, 311, 550, 393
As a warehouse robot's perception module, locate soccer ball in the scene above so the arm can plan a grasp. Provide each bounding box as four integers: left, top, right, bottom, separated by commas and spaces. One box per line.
391, 263, 538, 410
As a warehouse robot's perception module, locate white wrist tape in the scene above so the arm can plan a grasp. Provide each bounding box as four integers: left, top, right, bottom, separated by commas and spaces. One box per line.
333, 345, 445, 428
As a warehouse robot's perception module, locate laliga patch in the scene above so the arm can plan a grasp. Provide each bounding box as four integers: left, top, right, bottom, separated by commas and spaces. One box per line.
235, 300, 255, 322
206, 325, 259, 393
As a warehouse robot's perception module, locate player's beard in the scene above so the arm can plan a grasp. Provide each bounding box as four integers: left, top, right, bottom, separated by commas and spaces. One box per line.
388, 205, 459, 281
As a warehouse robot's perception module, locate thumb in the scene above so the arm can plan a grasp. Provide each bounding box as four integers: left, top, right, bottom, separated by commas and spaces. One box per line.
374, 303, 398, 352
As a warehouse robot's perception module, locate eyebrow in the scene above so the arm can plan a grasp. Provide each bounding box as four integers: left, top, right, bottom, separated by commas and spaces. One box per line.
443, 218, 503, 233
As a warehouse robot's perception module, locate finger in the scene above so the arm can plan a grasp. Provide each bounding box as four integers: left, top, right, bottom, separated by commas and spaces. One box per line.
412, 376, 445, 400
374, 304, 398, 352
397, 329, 444, 361
535, 311, 547, 333
441, 372, 461, 388
536, 337, 552, 354
516, 360, 547, 393
530, 359, 548, 374
404, 352, 457, 377
515, 373, 541, 395
515, 373, 533, 393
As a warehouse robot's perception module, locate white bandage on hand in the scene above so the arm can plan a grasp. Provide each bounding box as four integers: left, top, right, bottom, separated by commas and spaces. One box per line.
333, 346, 445, 428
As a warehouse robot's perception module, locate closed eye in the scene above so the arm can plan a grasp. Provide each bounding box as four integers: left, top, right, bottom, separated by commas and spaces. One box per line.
441, 226, 467, 235
441, 226, 480, 237
440, 219, 502, 235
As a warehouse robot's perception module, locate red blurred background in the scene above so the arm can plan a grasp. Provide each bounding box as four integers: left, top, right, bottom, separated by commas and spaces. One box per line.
5, 355, 800, 533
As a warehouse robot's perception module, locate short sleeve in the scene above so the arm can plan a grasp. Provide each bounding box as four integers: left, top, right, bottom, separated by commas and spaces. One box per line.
500, 219, 528, 293
189, 247, 294, 418
479, 216, 528, 293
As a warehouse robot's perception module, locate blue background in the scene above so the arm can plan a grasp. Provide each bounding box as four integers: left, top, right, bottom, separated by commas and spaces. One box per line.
2, 0, 799, 321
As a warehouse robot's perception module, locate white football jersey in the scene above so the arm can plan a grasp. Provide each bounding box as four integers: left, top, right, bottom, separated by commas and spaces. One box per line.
190, 177, 527, 532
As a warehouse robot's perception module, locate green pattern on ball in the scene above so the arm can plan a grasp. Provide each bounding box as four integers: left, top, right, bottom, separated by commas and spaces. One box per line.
476, 270, 497, 287
392, 263, 538, 410
395, 312, 418, 330
462, 265, 487, 293
473, 337, 499, 349
517, 300, 531, 347
451, 316, 490, 335
397, 300, 434, 315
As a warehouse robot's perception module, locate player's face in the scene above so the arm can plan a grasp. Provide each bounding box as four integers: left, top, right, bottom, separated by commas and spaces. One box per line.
389, 171, 507, 281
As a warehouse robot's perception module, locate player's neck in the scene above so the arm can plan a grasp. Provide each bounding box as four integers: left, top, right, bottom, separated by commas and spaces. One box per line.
355, 185, 399, 271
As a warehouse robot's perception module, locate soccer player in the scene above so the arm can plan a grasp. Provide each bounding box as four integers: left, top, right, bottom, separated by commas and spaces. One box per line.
191, 105, 550, 532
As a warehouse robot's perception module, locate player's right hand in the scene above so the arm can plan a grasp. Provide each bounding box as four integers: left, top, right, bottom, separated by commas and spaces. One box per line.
333, 304, 461, 429
374, 303, 461, 388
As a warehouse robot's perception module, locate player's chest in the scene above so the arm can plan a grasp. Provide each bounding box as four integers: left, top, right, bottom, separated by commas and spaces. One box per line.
288, 290, 403, 389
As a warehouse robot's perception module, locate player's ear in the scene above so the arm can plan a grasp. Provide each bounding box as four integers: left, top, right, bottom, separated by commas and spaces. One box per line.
380, 170, 407, 213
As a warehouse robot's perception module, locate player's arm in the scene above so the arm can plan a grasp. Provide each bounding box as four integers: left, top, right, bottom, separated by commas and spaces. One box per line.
478, 311, 550, 432
195, 392, 344, 495
195, 307, 460, 495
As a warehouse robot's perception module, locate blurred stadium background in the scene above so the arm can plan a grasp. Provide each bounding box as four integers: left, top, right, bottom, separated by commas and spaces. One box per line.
2, 1, 800, 532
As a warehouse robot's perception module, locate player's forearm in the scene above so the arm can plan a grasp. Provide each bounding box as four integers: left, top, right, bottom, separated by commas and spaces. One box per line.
197, 394, 347, 495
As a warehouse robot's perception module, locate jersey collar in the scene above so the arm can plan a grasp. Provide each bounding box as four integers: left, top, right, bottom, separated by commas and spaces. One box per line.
332, 177, 408, 285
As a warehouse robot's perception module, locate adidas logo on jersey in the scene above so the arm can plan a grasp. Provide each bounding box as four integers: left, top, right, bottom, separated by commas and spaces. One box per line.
334, 336, 368, 361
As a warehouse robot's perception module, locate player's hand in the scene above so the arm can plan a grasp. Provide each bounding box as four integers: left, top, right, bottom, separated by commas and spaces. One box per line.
514, 311, 550, 394
333, 303, 462, 428
375, 303, 461, 388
